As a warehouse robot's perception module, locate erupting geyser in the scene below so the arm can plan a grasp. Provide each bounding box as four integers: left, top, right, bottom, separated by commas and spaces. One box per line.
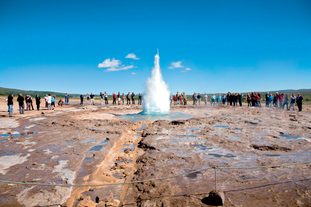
142, 52, 170, 115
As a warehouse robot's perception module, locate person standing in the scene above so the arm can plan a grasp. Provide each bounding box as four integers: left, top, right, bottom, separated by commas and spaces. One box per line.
65, 93, 69, 105
176, 91, 179, 105
7, 94, 14, 116
257, 92, 261, 107
112, 93, 116, 105
211, 94, 216, 106
170, 93, 173, 105
122, 93, 125, 105
204, 93, 208, 105
227, 92, 230, 106
100, 92, 104, 105
247, 93, 251, 107
276, 92, 280, 107
44, 95, 48, 108
183, 92, 187, 105
222, 94, 226, 105
118, 92, 121, 105
35, 94, 41, 110
131, 92, 135, 104
51, 95, 55, 110
173, 95, 177, 105
30, 96, 34, 110
80, 95, 84, 105
296, 93, 303, 111
90, 93, 95, 105
279, 93, 284, 108
218, 94, 221, 106
104, 92, 108, 105
265, 93, 270, 107
269, 93, 274, 107
25, 95, 31, 111
47, 94, 52, 110
138, 93, 142, 105
283, 94, 289, 110
238, 93, 242, 106
197, 93, 202, 105
233, 93, 238, 106
17, 94, 24, 114
289, 93, 296, 110
127, 92, 131, 105
87, 93, 90, 101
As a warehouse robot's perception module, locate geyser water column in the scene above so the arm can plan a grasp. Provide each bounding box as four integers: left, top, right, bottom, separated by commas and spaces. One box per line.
142, 52, 170, 115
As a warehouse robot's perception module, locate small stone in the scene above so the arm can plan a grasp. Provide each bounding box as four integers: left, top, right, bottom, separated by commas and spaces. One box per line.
113, 199, 120, 206
32, 162, 37, 165
106, 202, 113, 206
89, 187, 94, 191
201, 191, 225, 206
124, 149, 131, 154
77, 200, 96, 207
41, 112, 45, 114
79, 195, 91, 200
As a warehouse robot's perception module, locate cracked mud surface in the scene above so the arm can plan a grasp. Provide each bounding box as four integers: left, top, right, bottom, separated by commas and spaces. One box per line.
0, 103, 311, 206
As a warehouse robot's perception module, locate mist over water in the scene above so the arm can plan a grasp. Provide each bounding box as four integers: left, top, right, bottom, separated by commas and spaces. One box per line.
142, 53, 170, 115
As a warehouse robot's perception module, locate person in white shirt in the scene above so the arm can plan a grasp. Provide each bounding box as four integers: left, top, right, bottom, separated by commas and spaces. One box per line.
47, 94, 52, 110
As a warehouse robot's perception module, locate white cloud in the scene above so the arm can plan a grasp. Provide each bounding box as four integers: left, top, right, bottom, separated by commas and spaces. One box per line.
98, 58, 121, 68
168, 61, 184, 69
125, 53, 140, 60
98, 58, 136, 72
182, 68, 191, 73
105, 65, 136, 72
132, 72, 136, 75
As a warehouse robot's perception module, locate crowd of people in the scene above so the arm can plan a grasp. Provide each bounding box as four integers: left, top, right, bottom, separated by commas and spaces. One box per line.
80, 92, 143, 106
170, 91, 304, 111
5, 93, 66, 115
6, 91, 305, 116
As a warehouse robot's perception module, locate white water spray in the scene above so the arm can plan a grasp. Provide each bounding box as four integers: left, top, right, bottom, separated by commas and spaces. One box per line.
142, 52, 170, 115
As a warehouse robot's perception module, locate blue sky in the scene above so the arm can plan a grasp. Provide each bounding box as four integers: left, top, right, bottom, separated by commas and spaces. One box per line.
0, 0, 310, 94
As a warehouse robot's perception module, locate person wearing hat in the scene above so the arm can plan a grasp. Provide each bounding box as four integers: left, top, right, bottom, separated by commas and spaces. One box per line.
296, 93, 303, 111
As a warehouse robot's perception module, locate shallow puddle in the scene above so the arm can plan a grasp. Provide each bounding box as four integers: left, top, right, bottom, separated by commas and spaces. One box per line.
262, 153, 281, 157
88, 145, 103, 151
213, 125, 229, 128
279, 135, 302, 139
136, 124, 148, 132
178, 134, 200, 138
83, 156, 95, 163
100, 140, 109, 144
186, 127, 201, 131
234, 128, 243, 130
81, 139, 97, 143
190, 145, 212, 151
118, 112, 192, 122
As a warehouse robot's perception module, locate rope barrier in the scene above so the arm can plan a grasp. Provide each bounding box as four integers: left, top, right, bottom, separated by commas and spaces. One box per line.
0, 160, 310, 187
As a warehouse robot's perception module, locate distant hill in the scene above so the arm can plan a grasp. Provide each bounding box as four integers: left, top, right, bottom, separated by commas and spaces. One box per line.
0, 87, 81, 98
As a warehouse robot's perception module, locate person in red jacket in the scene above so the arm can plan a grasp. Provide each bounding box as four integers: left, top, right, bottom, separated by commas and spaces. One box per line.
173, 95, 178, 105
279, 93, 284, 108
113, 93, 117, 105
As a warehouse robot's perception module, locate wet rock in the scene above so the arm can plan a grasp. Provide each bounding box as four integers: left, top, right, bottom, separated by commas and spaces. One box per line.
124, 149, 131, 154
41, 112, 44, 114
77, 199, 97, 207
79, 195, 91, 201
201, 191, 225, 206
113, 199, 120, 206
171, 120, 185, 125
96, 202, 106, 207
251, 144, 291, 152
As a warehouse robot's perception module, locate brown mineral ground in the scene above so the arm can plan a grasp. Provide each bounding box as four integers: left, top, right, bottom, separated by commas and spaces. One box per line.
0, 100, 311, 206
